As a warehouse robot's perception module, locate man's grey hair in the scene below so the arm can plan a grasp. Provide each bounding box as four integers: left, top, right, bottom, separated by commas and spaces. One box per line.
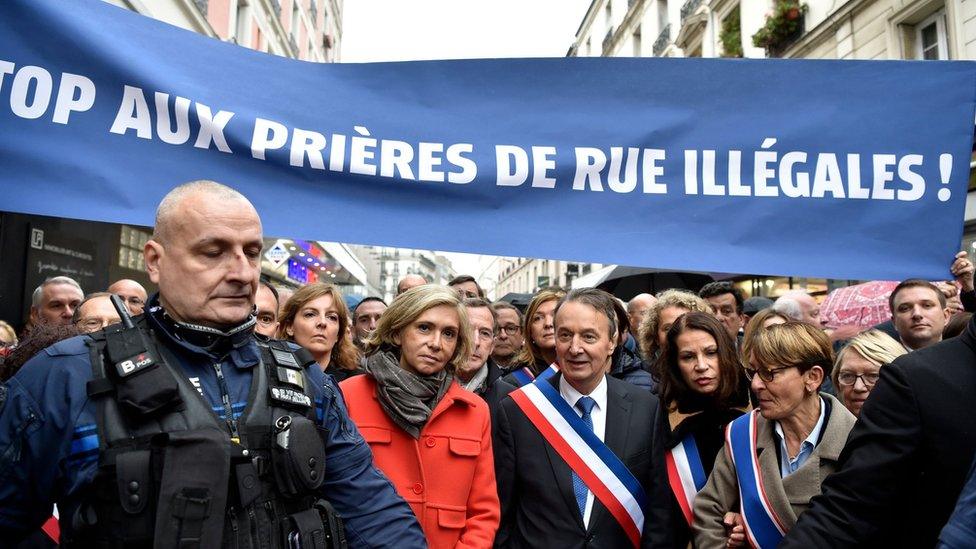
153, 180, 253, 243
32, 276, 83, 307
772, 296, 803, 321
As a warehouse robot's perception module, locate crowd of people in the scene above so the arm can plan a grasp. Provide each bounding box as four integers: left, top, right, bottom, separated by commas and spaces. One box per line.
0, 180, 974, 548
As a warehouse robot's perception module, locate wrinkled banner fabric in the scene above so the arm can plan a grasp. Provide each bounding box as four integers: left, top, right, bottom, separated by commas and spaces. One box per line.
1, 0, 975, 280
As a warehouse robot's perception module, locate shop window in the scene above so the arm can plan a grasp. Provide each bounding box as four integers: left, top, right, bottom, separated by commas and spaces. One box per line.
118, 225, 150, 272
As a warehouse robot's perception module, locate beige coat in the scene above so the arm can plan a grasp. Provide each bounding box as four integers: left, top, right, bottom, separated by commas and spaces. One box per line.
692, 393, 855, 548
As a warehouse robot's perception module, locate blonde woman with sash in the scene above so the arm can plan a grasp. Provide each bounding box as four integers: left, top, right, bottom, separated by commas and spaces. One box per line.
693, 322, 855, 548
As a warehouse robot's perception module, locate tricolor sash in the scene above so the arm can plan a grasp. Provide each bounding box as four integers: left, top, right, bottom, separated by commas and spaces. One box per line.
726, 411, 786, 549
510, 367, 536, 387
41, 506, 59, 543
536, 363, 558, 383
509, 362, 559, 387
665, 434, 707, 526
509, 377, 647, 548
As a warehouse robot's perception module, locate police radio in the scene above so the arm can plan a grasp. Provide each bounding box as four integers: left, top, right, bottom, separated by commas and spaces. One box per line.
101, 294, 181, 416
108, 294, 158, 378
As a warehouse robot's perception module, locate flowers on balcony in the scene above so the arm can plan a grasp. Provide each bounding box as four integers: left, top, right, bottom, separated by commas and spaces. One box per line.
720, 5, 743, 58
752, 0, 807, 55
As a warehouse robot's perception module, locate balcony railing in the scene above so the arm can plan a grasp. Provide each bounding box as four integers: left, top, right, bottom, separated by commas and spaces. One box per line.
652, 24, 671, 56
680, 0, 704, 24
193, 0, 208, 15
269, 0, 281, 17
309, 0, 318, 25
602, 27, 615, 54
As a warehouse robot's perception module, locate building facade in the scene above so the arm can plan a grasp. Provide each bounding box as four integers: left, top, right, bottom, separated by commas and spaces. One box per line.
570, 0, 972, 62
106, 0, 342, 62
568, 0, 976, 297
494, 257, 603, 297
349, 245, 458, 303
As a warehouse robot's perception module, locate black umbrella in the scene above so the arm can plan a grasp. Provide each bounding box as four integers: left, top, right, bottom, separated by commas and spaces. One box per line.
576, 266, 737, 301
497, 292, 534, 313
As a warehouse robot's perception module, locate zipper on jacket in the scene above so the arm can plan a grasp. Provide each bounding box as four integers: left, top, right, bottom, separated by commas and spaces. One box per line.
213, 362, 242, 443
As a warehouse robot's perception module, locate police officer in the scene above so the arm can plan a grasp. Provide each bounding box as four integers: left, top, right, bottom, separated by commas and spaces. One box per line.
0, 181, 426, 548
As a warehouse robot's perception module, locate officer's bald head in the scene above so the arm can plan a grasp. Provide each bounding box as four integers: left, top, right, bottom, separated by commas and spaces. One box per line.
145, 181, 263, 328
153, 181, 257, 244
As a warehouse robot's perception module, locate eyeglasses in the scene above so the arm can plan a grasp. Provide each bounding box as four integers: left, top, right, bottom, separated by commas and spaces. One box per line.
743, 365, 794, 382
76, 317, 115, 332
118, 296, 145, 307
495, 325, 521, 337
837, 372, 880, 387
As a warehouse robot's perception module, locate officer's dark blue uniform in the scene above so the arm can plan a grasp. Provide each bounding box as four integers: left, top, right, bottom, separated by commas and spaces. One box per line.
0, 299, 426, 547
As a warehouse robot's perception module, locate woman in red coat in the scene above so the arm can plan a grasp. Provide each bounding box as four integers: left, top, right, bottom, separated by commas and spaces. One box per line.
340, 285, 500, 548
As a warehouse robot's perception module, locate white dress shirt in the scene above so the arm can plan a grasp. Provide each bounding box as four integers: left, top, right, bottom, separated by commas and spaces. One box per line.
559, 374, 608, 528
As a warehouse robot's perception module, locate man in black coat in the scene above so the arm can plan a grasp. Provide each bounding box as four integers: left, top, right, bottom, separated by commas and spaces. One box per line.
493, 289, 672, 548
781, 314, 976, 547
459, 298, 515, 410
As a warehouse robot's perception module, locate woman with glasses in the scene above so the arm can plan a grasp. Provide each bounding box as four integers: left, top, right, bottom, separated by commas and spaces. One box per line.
655, 312, 750, 546
277, 283, 362, 381
340, 285, 500, 548
832, 329, 906, 417
694, 322, 856, 548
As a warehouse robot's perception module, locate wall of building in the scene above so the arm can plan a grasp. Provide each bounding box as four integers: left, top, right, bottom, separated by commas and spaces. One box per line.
104, 0, 341, 61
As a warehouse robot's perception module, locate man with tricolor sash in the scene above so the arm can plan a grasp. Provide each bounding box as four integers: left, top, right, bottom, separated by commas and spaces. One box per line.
493, 289, 673, 548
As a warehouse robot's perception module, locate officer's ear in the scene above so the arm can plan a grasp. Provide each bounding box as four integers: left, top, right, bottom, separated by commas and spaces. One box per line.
144, 239, 164, 284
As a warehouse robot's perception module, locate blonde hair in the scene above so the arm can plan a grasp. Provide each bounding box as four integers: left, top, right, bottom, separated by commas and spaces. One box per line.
515, 289, 566, 367
832, 329, 906, 390
750, 322, 833, 389
363, 285, 471, 375
0, 320, 16, 347
638, 289, 711, 359
277, 283, 360, 371
741, 308, 792, 364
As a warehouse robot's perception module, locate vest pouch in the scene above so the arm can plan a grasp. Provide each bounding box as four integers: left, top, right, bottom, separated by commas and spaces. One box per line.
283, 508, 328, 549
104, 326, 181, 417
115, 449, 156, 542
271, 415, 327, 498
153, 429, 231, 549
116, 362, 181, 416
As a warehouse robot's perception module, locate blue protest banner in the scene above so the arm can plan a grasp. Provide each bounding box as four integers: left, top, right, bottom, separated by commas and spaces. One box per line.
0, 0, 974, 280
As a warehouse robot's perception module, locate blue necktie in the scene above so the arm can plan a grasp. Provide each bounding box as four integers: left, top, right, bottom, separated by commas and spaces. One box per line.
572, 396, 597, 523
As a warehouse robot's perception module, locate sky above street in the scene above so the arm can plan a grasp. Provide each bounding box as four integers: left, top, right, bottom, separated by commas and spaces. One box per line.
343, 1, 592, 62
342, 1, 593, 278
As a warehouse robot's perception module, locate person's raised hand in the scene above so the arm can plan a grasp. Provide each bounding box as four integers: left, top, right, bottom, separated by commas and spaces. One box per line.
951, 251, 974, 293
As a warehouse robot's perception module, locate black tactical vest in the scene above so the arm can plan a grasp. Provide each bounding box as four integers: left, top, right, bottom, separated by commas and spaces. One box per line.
69, 318, 345, 549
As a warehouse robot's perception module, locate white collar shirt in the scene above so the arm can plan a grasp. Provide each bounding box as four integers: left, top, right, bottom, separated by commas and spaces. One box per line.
558, 374, 609, 528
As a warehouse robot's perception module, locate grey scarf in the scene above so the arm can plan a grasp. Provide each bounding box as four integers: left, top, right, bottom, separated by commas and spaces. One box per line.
365, 350, 454, 438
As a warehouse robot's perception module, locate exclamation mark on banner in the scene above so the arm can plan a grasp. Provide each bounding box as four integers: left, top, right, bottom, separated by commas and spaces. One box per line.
938, 153, 953, 202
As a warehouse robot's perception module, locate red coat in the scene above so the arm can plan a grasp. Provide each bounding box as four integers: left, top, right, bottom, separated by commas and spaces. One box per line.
340, 374, 500, 548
